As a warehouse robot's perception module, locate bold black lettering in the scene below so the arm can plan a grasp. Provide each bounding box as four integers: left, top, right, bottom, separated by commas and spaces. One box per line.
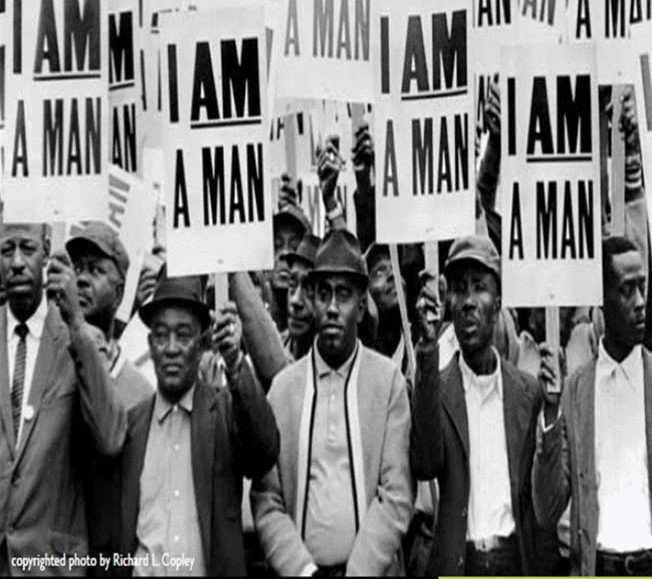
432, 10, 467, 90
527, 77, 554, 155
383, 119, 399, 197
537, 181, 557, 259
229, 146, 246, 224
380, 16, 390, 94
578, 180, 594, 258
437, 117, 452, 193
557, 75, 591, 154
43, 98, 64, 176
509, 183, 524, 260
336, 0, 351, 59
174, 150, 191, 228
412, 118, 433, 195
203, 146, 226, 226
355, 0, 370, 60
313, 0, 334, 57
34, 0, 61, 74
64, 0, 101, 72
168, 44, 179, 123
560, 181, 576, 259
67, 99, 82, 175
11, 100, 28, 177
247, 143, 265, 222
508, 76, 516, 155
606, 0, 626, 38
85, 97, 101, 175
190, 42, 219, 122
109, 11, 134, 84
455, 113, 469, 190
401, 16, 429, 94
221, 38, 261, 119
576, 0, 591, 39
285, 0, 300, 56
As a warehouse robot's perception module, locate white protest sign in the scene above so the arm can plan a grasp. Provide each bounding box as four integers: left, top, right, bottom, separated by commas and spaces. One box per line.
501, 44, 602, 307
631, 23, 652, 239
4, 0, 109, 223
107, 166, 158, 322
276, 0, 374, 102
160, 7, 273, 276
373, 0, 475, 244
471, 0, 517, 151
0, 1, 6, 182
567, 0, 639, 83
109, 0, 142, 174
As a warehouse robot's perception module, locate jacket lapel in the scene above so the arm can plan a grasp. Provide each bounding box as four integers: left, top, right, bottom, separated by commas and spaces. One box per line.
0, 306, 16, 455
643, 350, 652, 522
191, 382, 217, 563
122, 397, 155, 553
15, 306, 64, 465
441, 354, 470, 459
501, 364, 532, 496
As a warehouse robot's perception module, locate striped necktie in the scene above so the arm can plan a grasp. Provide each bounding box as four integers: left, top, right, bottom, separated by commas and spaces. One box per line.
11, 323, 29, 441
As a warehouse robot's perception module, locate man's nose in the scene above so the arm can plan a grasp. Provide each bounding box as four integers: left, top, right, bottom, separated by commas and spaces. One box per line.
11, 248, 26, 270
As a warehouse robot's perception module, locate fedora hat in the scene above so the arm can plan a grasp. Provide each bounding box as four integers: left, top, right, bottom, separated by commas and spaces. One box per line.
139, 275, 211, 332
310, 229, 368, 288
286, 233, 321, 270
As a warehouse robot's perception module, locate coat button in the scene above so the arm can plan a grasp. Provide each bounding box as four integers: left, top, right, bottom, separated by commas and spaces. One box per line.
458, 557, 464, 568
461, 507, 467, 517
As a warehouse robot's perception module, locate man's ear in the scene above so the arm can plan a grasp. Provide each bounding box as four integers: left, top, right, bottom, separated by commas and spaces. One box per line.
114, 280, 125, 310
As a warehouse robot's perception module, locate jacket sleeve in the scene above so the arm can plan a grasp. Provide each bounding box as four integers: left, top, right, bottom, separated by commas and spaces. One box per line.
230, 357, 280, 480
410, 339, 445, 480
532, 381, 572, 529
69, 322, 127, 456
230, 272, 289, 393
250, 464, 316, 576
347, 370, 415, 576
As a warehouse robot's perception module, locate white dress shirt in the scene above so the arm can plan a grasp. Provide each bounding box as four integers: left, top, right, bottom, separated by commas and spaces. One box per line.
7, 296, 48, 443
595, 342, 652, 552
460, 349, 516, 541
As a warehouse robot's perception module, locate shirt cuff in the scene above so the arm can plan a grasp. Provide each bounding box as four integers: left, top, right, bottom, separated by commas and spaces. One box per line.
539, 406, 561, 433
300, 563, 318, 577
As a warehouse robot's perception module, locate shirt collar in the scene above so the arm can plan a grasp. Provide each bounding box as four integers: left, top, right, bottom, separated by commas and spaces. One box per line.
459, 347, 503, 398
314, 340, 359, 380
7, 294, 47, 341
598, 340, 643, 385
155, 384, 195, 423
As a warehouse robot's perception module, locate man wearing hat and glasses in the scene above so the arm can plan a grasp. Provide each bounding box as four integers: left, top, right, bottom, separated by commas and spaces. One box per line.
112, 275, 279, 576
66, 222, 152, 410
411, 235, 547, 576
252, 229, 414, 576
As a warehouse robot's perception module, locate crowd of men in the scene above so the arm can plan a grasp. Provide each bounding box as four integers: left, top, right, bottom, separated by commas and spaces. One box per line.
0, 78, 650, 577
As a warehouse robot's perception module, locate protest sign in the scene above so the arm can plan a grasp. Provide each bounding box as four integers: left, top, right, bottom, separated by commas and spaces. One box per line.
276, 0, 374, 102
107, 166, 158, 321
517, 0, 567, 44
0, 2, 6, 179
4, 0, 109, 223
567, 0, 639, 83
373, 0, 475, 244
471, 0, 517, 156
109, 0, 142, 174
159, 7, 273, 276
501, 44, 602, 307
631, 23, 652, 235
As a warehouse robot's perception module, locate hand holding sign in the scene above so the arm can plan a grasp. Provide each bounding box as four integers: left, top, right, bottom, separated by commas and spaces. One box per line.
352, 123, 375, 192
46, 251, 84, 331
538, 343, 562, 427
317, 136, 344, 212
211, 302, 243, 374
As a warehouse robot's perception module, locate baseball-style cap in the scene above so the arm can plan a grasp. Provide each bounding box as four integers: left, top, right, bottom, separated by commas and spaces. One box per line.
310, 229, 368, 288
66, 221, 130, 280
444, 235, 500, 281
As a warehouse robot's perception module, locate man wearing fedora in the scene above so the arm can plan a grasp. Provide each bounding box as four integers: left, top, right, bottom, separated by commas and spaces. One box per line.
410, 235, 547, 575
252, 229, 414, 576
113, 275, 279, 576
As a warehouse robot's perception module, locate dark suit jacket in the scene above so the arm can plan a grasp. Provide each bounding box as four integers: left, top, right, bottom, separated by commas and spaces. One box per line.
410, 342, 545, 576
0, 304, 127, 576
533, 348, 652, 575
115, 360, 279, 577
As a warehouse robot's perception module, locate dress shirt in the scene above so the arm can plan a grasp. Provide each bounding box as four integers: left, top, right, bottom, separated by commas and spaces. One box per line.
7, 296, 47, 443
595, 342, 652, 552
460, 349, 516, 541
304, 345, 358, 567
134, 386, 206, 576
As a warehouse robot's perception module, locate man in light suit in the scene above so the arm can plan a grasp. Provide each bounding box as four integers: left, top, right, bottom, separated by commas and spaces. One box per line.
114, 275, 279, 576
0, 223, 127, 576
411, 235, 551, 575
534, 237, 652, 575
252, 229, 414, 576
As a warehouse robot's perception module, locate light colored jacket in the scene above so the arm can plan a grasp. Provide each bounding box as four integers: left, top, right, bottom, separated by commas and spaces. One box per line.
251, 343, 414, 576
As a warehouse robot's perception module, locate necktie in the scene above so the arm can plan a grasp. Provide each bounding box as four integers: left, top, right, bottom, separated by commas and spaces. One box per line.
11, 323, 29, 441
